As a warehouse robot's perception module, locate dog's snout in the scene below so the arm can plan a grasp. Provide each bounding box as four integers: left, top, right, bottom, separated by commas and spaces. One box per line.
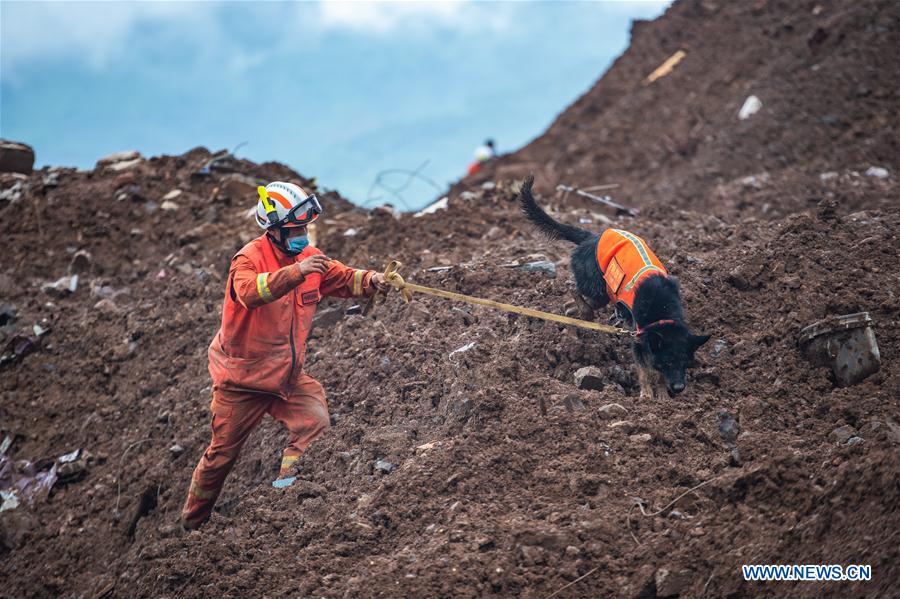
671, 382, 685, 394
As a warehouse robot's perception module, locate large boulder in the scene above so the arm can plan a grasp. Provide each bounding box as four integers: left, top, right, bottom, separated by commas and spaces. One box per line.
0, 140, 35, 174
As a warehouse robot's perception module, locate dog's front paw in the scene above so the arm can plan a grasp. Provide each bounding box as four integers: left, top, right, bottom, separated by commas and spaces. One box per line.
564, 293, 595, 320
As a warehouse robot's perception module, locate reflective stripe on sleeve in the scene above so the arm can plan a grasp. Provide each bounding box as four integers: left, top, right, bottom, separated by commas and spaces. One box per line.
352, 270, 364, 296
256, 272, 274, 302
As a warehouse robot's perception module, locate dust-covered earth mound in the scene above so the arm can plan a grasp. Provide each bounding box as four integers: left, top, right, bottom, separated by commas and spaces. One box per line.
1, 0, 898, 597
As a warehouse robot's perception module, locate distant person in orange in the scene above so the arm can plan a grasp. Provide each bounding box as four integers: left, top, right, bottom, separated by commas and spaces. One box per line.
466, 138, 496, 176
181, 181, 389, 530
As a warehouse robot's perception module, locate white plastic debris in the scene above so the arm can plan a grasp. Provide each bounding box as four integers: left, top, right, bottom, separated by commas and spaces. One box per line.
58, 449, 81, 463
41, 274, 78, 295
343, 228, 358, 237
1, 490, 19, 512
162, 189, 183, 201
97, 150, 140, 165
819, 171, 839, 181
738, 95, 762, 120
414, 197, 448, 218
107, 158, 143, 172
449, 341, 476, 358
865, 166, 889, 179
160, 200, 179, 211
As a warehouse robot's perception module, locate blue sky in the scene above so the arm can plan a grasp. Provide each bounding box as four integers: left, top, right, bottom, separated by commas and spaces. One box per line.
1, 1, 669, 209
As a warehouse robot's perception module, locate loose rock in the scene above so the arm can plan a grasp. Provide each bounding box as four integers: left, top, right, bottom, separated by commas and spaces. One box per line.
655, 567, 693, 597
598, 403, 628, 419
574, 366, 604, 391
831, 425, 857, 444
374, 459, 396, 474
0, 140, 36, 174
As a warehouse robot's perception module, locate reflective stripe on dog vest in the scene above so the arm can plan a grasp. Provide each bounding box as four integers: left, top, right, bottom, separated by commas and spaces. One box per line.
595, 229, 668, 310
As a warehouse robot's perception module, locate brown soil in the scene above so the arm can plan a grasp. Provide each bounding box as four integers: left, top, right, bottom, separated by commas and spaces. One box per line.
1, 0, 898, 597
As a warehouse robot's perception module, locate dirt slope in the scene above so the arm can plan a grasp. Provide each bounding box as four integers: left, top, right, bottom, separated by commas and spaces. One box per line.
1, 0, 898, 597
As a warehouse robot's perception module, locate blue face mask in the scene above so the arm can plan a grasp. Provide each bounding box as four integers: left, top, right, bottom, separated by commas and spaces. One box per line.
287, 234, 309, 253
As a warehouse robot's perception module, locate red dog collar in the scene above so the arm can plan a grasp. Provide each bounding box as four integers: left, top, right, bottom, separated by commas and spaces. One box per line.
636, 319, 681, 336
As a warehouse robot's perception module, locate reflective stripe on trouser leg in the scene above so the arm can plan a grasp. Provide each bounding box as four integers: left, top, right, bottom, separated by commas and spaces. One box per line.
180, 388, 272, 528
269, 373, 330, 475
182, 475, 225, 527
279, 455, 299, 476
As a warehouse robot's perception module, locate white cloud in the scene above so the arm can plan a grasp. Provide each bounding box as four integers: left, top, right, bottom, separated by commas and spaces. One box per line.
0, 0, 514, 84
316, 0, 511, 35
603, 0, 672, 18
1, 2, 207, 75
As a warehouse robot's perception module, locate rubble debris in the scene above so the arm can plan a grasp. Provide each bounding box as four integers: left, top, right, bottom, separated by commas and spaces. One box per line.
830, 425, 857, 444
597, 403, 628, 419
449, 342, 476, 359
556, 184, 637, 216
799, 312, 881, 386
0, 180, 26, 202
414, 197, 448, 218
574, 367, 604, 391
738, 95, 762, 120
107, 158, 143, 172
0, 489, 19, 512
374, 459, 396, 474
563, 394, 586, 412
56, 449, 89, 484
97, 150, 141, 166
219, 173, 259, 198
716, 411, 741, 446
0, 455, 58, 508
160, 200, 180, 211
125, 485, 158, 538
655, 567, 693, 597
644, 49, 687, 84
42, 171, 60, 188
865, 166, 889, 178
504, 260, 557, 277
41, 274, 78, 296
0, 334, 42, 368
0, 140, 36, 174
69, 250, 92, 274
0, 304, 16, 328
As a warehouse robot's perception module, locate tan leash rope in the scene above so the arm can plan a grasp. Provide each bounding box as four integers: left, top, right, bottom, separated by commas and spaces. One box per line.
365, 260, 632, 336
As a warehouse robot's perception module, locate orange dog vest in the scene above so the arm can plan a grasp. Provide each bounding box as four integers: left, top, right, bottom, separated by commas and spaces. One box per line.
596, 229, 668, 310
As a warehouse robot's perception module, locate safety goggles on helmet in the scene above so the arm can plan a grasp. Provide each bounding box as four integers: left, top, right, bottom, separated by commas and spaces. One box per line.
280, 194, 322, 227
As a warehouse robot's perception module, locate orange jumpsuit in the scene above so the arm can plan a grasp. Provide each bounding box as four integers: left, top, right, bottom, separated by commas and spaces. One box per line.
181, 234, 377, 529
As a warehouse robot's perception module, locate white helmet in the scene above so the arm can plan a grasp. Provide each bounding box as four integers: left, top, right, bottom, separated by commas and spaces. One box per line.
255, 181, 322, 230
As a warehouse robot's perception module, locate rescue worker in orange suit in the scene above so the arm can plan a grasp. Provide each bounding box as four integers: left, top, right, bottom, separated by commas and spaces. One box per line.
181, 181, 389, 530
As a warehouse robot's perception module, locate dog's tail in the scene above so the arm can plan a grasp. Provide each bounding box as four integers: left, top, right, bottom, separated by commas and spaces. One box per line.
517, 175, 593, 245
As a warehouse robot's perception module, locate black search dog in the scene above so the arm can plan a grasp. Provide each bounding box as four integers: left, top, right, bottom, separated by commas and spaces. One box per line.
518, 175, 709, 399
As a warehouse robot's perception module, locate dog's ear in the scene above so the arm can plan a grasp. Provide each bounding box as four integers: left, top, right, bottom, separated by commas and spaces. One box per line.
690, 334, 711, 351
